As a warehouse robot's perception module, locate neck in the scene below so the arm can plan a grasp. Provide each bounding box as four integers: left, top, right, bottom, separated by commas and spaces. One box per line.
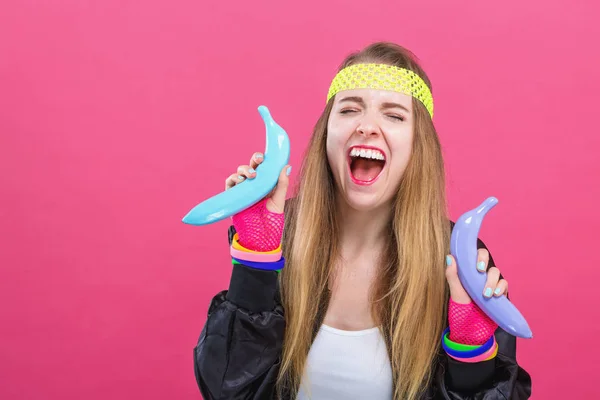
335, 195, 392, 258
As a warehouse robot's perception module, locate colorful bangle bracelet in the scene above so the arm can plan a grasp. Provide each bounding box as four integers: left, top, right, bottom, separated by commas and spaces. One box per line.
231, 258, 282, 273
231, 233, 282, 254
443, 326, 492, 350
485, 344, 499, 360
443, 333, 484, 352
442, 328, 493, 358
448, 340, 497, 363
231, 256, 285, 271
450, 346, 497, 364
442, 327, 494, 358
230, 246, 282, 262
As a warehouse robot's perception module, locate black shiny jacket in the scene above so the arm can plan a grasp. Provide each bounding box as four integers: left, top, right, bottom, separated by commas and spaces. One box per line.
193, 224, 532, 399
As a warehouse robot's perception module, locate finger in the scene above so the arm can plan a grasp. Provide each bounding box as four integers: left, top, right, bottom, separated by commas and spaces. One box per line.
477, 248, 489, 273
494, 279, 508, 297
445, 255, 471, 304
237, 165, 257, 179
483, 266, 501, 298
225, 173, 246, 190
266, 165, 292, 213
249, 152, 264, 170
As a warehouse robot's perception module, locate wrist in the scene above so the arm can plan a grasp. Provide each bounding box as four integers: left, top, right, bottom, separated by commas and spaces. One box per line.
442, 327, 498, 363
230, 233, 285, 272
232, 199, 284, 252
448, 298, 497, 345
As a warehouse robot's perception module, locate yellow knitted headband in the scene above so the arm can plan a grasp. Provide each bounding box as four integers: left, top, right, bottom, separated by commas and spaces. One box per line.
326, 63, 434, 118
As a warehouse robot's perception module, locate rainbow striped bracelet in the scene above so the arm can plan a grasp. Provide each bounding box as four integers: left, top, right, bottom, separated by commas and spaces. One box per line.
231, 256, 285, 271
230, 233, 284, 272
442, 327, 498, 363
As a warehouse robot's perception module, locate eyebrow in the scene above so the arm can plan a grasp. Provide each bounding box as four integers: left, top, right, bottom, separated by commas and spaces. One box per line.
339, 96, 366, 106
338, 96, 411, 113
381, 101, 411, 113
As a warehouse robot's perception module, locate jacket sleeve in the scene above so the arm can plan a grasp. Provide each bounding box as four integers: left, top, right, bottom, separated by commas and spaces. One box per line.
437, 328, 532, 399
434, 236, 532, 399
193, 226, 285, 400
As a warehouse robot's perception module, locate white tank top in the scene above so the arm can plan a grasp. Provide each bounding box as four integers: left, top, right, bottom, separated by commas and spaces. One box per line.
296, 324, 393, 400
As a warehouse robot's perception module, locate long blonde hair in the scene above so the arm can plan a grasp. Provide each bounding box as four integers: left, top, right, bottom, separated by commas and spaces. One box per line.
278, 42, 451, 400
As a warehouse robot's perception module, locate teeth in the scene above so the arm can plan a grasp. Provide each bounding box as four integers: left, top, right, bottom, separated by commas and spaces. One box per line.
350, 148, 385, 161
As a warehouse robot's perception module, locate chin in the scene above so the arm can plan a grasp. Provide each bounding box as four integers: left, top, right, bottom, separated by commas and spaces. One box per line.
341, 189, 391, 212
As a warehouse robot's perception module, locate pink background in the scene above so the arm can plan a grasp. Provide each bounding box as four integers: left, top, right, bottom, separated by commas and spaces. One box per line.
1, 0, 598, 399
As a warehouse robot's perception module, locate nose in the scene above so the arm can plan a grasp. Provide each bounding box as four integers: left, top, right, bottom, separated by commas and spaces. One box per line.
356, 113, 381, 137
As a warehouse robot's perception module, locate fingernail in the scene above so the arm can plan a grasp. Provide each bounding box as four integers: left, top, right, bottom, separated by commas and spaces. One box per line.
286, 166, 292, 176
494, 287, 502, 296
445, 255, 452, 267
237, 175, 245, 180
256, 153, 263, 160
484, 288, 493, 297
248, 168, 255, 174
477, 261, 486, 272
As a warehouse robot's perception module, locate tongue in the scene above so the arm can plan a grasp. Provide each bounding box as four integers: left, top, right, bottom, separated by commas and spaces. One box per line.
351, 158, 384, 181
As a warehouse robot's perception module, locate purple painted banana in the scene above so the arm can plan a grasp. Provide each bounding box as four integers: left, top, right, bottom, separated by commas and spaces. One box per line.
450, 197, 533, 339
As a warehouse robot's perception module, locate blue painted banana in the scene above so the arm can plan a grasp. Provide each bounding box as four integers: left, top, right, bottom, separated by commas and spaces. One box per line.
450, 197, 533, 339
182, 105, 290, 225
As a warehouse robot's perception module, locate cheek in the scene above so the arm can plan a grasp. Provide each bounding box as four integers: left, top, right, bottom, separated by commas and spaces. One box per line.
326, 137, 344, 173
388, 135, 414, 176
326, 125, 349, 167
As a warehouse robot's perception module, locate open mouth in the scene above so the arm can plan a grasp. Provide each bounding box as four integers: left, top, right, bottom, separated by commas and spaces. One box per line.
348, 146, 386, 185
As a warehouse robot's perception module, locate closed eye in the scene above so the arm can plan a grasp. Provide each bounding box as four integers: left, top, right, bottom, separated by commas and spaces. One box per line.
387, 114, 405, 121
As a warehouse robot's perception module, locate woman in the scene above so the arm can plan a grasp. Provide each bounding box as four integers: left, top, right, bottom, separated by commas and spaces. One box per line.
193, 42, 532, 399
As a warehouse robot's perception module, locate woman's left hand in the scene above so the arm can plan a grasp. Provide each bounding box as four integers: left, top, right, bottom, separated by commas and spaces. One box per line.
444, 249, 505, 346
445, 249, 508, 304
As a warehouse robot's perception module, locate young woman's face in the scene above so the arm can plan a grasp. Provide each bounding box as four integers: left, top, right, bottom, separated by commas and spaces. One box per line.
326, 88, 414, 211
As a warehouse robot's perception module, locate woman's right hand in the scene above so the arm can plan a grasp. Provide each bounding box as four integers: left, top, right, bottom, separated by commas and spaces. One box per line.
226, 152, 292, 252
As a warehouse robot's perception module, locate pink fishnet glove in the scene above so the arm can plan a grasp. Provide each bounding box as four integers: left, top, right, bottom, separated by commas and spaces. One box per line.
232, 198, 285, 252
448, 298, 498, 345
